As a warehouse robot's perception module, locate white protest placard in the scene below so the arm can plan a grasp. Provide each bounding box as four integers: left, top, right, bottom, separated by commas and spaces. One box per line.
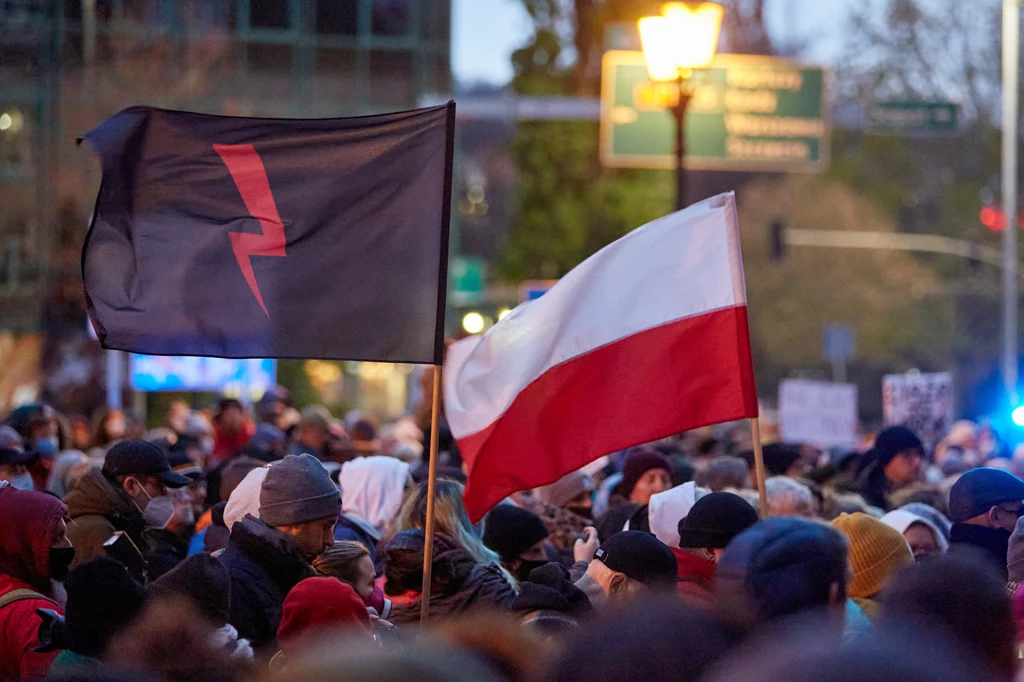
778, 379, 859, 448
882, 372, 953, 447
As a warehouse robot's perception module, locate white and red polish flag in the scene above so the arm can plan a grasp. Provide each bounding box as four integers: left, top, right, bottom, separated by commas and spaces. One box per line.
444, 192, 758, 522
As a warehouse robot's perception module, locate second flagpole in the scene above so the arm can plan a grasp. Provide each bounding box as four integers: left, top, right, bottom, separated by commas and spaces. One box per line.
750, 418, 768, 518
419, 367, 444, 624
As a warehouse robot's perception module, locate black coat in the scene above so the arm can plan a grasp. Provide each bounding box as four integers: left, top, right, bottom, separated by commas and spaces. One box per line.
219, 515, 315, 651
949, 522, 1010, 581
387, 546, 516, 626
143, 528, 191, 582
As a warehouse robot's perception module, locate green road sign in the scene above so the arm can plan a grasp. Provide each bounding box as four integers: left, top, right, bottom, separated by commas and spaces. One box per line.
600, 51, 829, 172
866, 101, 959, 135
450, 255, 486, 305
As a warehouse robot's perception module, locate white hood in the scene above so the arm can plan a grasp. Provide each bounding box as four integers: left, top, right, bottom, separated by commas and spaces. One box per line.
648, 481, 697, 548
880, 509, 949, 553
224, 466, 269, 531
340, 456, 411, 532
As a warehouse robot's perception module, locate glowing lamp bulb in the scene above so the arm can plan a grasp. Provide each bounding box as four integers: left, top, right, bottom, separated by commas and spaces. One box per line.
1012, 406, 1024, 427
462, 312, 485, 334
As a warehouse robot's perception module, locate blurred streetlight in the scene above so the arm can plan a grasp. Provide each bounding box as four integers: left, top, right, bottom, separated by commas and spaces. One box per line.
638, 2, 723, 211
462, 312, 485, 334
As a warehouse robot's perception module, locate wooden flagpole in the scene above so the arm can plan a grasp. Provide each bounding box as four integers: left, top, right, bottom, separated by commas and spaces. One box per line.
420, 367, 443, 625
750, 418, 768, 519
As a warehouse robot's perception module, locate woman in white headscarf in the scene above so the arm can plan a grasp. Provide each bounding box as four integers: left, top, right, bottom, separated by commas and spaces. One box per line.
880, 509, 948, 558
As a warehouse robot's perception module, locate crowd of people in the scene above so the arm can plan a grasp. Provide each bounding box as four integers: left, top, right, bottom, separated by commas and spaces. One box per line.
2, 392, 1024, 682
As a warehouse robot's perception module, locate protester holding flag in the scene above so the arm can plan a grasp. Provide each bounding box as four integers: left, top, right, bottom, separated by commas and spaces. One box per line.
382, 530, 516, 626
573, 531, 677, 609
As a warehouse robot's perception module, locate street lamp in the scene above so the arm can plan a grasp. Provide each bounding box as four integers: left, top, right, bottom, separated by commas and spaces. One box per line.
638, 2, 723, 211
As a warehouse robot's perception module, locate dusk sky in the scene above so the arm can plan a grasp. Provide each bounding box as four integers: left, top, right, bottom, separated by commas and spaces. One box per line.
451, 0, 850, 87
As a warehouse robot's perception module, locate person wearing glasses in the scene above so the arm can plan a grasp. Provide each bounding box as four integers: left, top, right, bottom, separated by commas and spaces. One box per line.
948, 467, 1024, 580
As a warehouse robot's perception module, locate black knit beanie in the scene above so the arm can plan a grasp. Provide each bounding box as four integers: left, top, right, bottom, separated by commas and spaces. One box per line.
150, 553, 231, 627
64, 558, 147, 656
482, 503, 550, 562
678, 492, 759, 549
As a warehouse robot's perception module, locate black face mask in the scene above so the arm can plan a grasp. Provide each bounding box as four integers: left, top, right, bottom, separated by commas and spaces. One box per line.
49, 547, 75, 582
514, 558, 549, 583
566, 505, 593, 520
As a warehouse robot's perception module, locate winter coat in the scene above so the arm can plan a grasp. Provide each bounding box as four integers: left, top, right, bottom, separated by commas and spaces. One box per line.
0, 487, 67, 682
143, 529, 191, 582
63, 468, 145, 570
387, 546, 516, 626
950, 522, 1011, 581
672, 547, 715, 611
334, 515, 380, 564
856, 464, 892, 512
219, 515, 315, 651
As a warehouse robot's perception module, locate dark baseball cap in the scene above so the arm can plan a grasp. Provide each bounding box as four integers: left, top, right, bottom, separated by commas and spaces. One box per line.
101, 440, 190, 487
948, 467, 1024, 522
594, 530, 678, 590
0, 426, 31, 465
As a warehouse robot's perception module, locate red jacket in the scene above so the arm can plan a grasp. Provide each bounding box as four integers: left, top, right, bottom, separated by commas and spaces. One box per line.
212, 421, 255, 463
0, 488, 67, 681
672, 547, 715, 611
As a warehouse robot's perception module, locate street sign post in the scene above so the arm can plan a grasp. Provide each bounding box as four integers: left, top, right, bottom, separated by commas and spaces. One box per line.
519, 279, 557, 303
600, 51, 829, 172
450, 255, 486, 306
822, 324, 855, 383
866, 101, 959, 135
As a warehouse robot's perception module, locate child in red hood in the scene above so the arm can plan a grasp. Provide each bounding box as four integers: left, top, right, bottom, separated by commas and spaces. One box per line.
276, 577, 372, 657
0, 486, 74, 681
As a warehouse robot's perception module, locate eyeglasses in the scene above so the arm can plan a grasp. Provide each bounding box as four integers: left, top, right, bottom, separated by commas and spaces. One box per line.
997, 504, 1024, 517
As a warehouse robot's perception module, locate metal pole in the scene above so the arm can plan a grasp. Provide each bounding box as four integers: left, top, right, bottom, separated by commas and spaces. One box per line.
674, 74, 686, 212
105, 350, 123, 410
1004, 0, 1020, 404
831, 356, 847, 384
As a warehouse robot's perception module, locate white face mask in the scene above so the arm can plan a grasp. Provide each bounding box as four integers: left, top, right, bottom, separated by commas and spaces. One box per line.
129, 478, 176, 530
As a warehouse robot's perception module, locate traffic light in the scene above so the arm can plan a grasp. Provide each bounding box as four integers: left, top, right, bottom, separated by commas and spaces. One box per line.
770, 219, 785, 261
981, 206, 1005, 231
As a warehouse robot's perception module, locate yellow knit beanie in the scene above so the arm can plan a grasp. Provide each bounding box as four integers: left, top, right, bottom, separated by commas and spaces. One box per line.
832, 512, 913, 599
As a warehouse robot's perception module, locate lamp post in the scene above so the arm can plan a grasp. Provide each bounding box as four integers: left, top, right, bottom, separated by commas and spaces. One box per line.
638, 2, 724, 211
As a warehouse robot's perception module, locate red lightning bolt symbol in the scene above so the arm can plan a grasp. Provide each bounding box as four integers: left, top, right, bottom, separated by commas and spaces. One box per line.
214, 143, 286, 317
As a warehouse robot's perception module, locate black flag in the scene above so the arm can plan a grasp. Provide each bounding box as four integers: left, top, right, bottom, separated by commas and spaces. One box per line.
81, 103, 454, 363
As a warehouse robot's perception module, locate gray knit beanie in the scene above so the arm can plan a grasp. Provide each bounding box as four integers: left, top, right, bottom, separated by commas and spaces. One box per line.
259, 454, 341, 527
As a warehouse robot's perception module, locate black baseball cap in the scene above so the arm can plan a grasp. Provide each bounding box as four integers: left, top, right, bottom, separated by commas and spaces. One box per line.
594, 530, 678, 590
948, 467, 1024, 522
0, 426, 31, 465
101, 440, 190, 487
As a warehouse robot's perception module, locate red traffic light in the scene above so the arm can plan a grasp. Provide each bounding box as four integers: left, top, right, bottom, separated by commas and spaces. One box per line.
981, 206, 1004, 230
980, 207, 1024, 231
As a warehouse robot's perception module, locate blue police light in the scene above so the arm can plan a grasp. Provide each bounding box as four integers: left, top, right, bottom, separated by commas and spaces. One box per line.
1012, 406, 1024, 427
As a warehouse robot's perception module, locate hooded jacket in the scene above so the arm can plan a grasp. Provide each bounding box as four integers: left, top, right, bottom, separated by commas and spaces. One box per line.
387, 542, 516, 626
62, 467, 144, 570
219, 515, 315, 651
0, 487, 67, 682
339, 456, 410, 534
